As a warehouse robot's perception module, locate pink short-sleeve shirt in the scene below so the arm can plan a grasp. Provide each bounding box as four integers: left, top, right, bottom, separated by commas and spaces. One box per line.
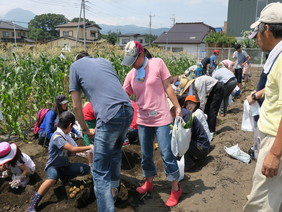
123, 58, 172, 126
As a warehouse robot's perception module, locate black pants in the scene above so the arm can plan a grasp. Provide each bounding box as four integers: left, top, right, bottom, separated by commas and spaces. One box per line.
219, 78, 237, 114
202, 66, 207, 75
38, 131, 50, 147
204, 82, 224, 132
184, 141, 210, 171
234, 68, 243, 83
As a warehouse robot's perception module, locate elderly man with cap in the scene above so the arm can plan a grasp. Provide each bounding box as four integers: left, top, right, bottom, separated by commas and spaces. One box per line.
69, 51, 133, 212
243, 2, 282, 212
122, 41, 183, 207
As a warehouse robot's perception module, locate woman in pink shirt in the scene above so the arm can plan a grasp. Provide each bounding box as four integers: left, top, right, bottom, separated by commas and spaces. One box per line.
122, 41, 182, 207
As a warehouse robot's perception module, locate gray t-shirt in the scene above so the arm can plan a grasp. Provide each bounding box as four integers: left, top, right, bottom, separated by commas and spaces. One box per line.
212, 67, 235, 84
45, 132, 69, 171
233, 50, 249, 69
69, 57, 131, 124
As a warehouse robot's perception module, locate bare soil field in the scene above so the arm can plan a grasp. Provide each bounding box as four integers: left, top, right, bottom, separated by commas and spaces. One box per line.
0, 66, 263, 212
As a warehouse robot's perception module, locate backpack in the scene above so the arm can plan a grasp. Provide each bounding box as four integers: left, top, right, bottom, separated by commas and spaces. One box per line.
33, 108, 49, 139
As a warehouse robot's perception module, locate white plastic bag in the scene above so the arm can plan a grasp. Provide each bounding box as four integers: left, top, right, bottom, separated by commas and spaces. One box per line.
241, 100, 261, 132
177, 156, 185, 181
171, 116, 192, 157
224, 144, 251, 164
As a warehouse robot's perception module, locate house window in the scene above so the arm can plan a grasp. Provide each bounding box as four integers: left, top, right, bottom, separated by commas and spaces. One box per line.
12, 32, 15, 37
121, 38, 130, 44
256, 0, 268, 19
172, 47, 183, 52
3, 32, 9, 37
18, 32, 21, 37
90, 31, 96, 37
63, 31, 70, 36
138, 39, 143, 44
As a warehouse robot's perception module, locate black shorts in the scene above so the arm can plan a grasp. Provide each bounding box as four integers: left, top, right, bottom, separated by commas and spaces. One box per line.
234, 68, 243, 83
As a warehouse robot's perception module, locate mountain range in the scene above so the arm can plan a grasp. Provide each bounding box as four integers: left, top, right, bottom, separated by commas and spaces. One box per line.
1, 8, 169, 36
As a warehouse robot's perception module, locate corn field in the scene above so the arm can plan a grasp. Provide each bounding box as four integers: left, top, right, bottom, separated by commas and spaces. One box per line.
0, 43, 195, 141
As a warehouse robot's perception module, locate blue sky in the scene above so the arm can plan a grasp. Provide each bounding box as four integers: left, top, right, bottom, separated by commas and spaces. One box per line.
0, 0, 228, 28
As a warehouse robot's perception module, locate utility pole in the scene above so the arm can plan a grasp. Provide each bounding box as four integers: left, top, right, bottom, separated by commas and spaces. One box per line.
149, 12, 155, 47
13, 22, 17, 46
170, 15, 175, 26
82, 0, 86, 51
75, 0, 86, 50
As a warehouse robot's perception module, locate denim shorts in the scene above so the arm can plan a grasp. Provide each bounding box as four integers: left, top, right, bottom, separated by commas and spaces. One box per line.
46, 163, 90, 180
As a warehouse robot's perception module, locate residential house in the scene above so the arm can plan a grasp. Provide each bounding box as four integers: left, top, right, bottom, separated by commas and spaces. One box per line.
0, 21, 30, 43
227, 0, 282, 37
48, 22, 101, 49
153, 22, 215, 58
118, 34, 147, 47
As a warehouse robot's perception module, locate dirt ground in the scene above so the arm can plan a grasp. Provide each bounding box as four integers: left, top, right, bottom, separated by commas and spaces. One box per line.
0, 66, 263, 212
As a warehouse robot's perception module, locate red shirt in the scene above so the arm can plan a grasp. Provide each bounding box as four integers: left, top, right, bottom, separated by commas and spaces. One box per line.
130, 100, 138, 130
83, 102, 96, 121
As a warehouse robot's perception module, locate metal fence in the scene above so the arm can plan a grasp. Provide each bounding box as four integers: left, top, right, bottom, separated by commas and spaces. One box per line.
189, 47, 267, 65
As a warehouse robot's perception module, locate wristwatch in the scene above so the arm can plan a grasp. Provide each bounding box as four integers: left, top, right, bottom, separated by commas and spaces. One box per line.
251, 92, 257, 101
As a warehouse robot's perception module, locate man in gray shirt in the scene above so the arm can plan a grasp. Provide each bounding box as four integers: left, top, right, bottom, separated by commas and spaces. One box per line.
69, 52, 133, 212
233, 43, 251, 89
212, 67, 237, 117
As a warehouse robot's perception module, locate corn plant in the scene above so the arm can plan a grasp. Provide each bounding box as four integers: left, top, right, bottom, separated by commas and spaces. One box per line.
0, 44, 194, 141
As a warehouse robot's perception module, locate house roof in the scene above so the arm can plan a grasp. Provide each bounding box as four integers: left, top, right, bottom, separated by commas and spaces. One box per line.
47, 35, 95, 44
154, 22, 215, 44
118, 34, 141, 37
0, 21, 28, 31
55, 22, 101, 30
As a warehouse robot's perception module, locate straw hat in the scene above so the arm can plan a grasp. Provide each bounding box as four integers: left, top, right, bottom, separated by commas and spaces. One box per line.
179, 77, 195, 96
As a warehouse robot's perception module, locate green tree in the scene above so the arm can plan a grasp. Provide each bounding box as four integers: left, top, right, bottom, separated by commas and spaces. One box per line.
204, 31, 236, 47
28, 28, 52, 42
101, 31, 121, 45
28, 13, 69, 41
144, 34, 158, 45
71, 17, 95, 25
239, 30, 259, 48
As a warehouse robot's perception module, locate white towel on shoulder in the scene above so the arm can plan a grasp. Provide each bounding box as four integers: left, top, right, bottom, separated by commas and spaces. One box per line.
264, 40, 282, 74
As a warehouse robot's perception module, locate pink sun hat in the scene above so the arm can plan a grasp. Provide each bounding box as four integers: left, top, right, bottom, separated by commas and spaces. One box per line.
0, 142, 17, 165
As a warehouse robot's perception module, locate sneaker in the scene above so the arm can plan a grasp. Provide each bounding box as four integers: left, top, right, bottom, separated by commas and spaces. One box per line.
165, 185, 182, 207
136, 180, 154, 194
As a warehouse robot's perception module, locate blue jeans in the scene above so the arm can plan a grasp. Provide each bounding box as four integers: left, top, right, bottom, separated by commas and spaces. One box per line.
138, 124, 180, 181
46, 163, 90, 180
92, 105, 133, 212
